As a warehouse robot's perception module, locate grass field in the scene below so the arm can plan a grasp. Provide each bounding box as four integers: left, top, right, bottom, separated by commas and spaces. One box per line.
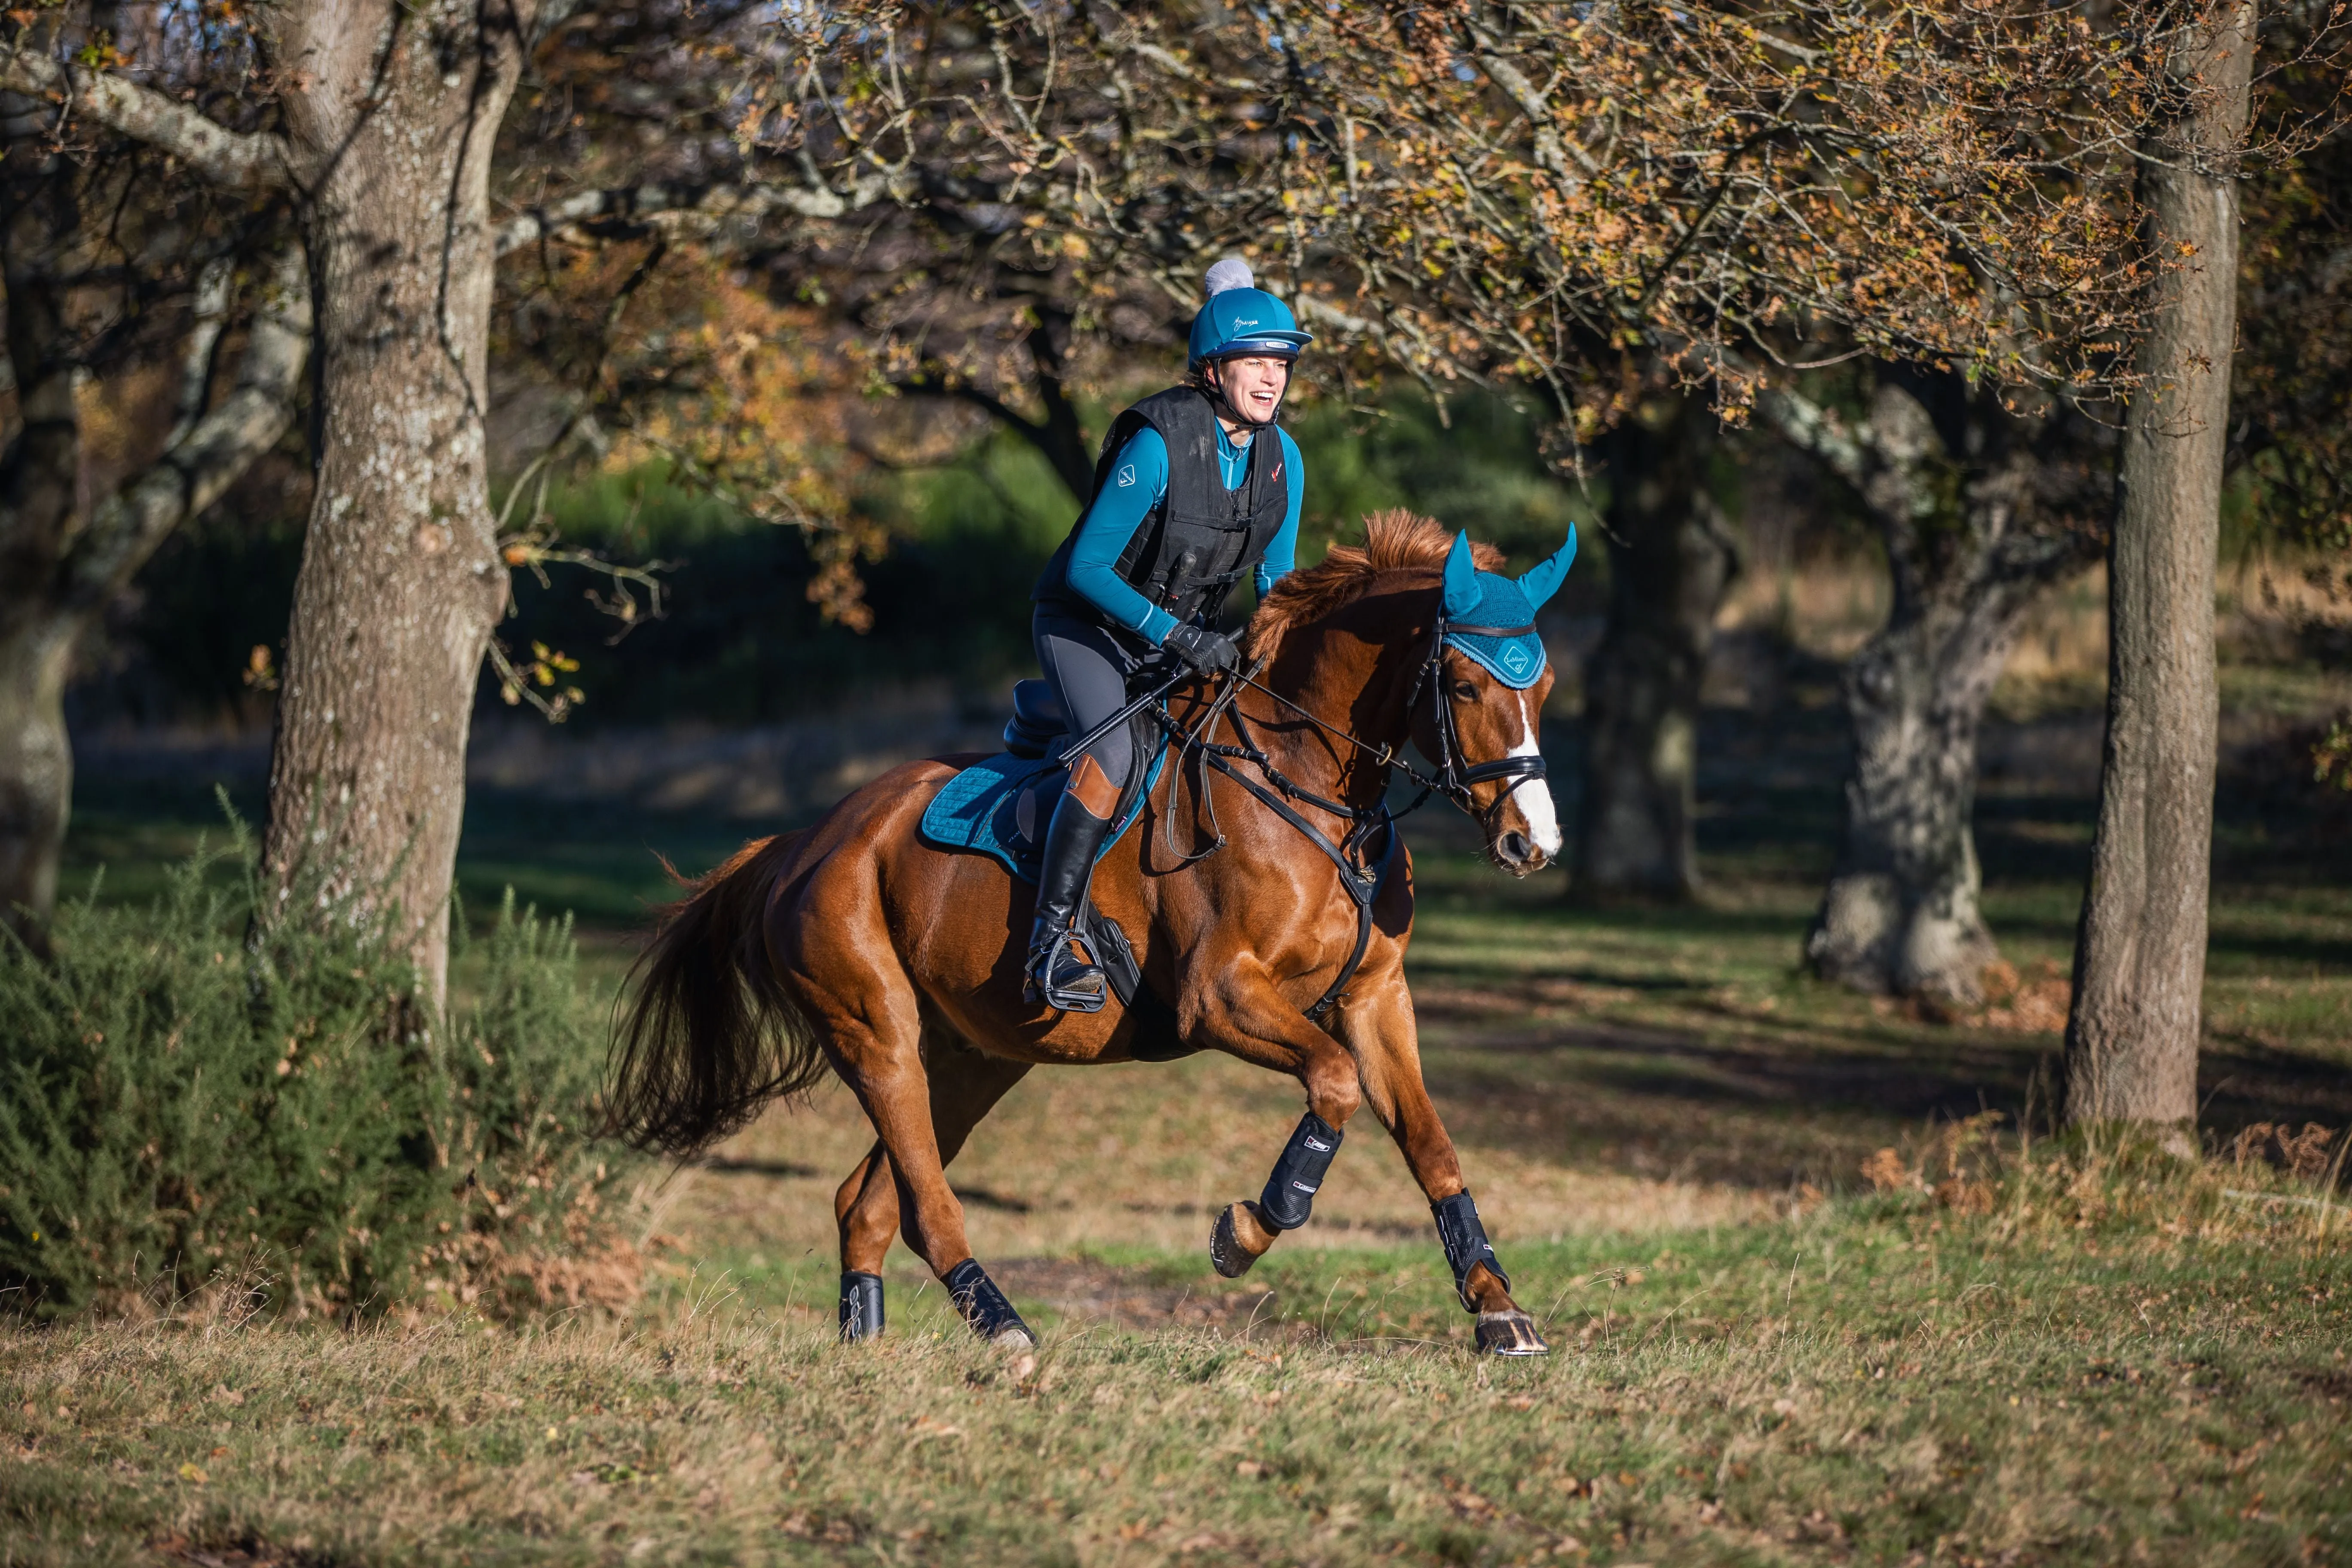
9, 646, 2350, 1565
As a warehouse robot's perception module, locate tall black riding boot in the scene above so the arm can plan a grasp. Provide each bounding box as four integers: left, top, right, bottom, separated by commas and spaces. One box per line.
1024, 754, 1119, 1012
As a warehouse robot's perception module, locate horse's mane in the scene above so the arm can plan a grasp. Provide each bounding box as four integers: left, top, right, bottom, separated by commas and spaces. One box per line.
1245, 508, 1505, 660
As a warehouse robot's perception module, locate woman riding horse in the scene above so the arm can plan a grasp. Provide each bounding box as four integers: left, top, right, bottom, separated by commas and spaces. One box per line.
1024, 257, 1309, 1012
609, 502, 1577, 1357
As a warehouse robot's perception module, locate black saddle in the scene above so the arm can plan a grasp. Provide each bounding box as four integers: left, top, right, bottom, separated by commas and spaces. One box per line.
1001, 678, 1070, 760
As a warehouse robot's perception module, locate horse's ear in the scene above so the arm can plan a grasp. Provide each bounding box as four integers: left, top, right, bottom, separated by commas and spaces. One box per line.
1516, 524, 1578, 610
1442, 530, 1481, 619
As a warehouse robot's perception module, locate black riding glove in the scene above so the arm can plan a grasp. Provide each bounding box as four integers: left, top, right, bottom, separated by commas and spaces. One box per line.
1162, 623, 1240, 675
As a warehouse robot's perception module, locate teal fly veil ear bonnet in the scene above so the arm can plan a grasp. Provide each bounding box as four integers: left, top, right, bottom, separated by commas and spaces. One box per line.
1438, 527, 1578, 689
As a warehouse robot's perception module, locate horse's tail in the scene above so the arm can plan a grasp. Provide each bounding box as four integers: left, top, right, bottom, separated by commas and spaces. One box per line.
606, 832, 827, 1157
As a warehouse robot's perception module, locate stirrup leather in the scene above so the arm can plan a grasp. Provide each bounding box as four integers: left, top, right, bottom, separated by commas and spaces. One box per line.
1026, 924, 1107, 1013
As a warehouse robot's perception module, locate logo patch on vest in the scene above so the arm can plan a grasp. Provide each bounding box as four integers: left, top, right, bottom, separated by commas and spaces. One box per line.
1115, 463, 1137, 488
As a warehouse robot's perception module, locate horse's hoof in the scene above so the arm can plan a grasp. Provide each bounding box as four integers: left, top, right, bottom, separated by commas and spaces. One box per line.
1474, 1310, 1550, 1357
1210, 1201, 1277, 1278
988, 1322, 1038, 1351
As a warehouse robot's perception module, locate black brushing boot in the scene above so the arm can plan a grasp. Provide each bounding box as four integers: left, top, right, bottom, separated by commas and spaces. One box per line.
1211, 1112, 1345, 1278
1024, 771, 1118, 1013
838, 1271, 885, 1343
1258, 1111, 1344, 1231
944, 1259, 1036, 1348
1433, 1191, 1549, 1356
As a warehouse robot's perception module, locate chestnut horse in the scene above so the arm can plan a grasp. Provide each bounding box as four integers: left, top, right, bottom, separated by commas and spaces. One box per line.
609, 511, 1574, 1354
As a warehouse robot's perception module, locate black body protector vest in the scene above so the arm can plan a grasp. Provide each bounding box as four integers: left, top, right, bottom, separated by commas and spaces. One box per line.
1035, 386, 1290, 638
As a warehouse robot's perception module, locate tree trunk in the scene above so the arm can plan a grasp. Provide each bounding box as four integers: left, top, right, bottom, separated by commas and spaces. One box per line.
260, 4, 528, 1006
2066, 5, 2254, 1131
0, 229, 307, 939
0, 187, 81, 945
1807, 590, 2010, 1001
1575, 395, 1739, 898
0, 85, 309, 940
1766, 374, 2104, 1001
0, 613, 76, 948
1018, 308, 1094, 502
1793, 379, 2009, 1003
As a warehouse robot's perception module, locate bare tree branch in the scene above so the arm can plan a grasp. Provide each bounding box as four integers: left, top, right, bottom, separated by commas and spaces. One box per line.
166, 256, 235, 445
1464, 13, 1592, 188
493, 176, 895, 257
0, 47, 293, 191
1755, 386, 1869, 491
64, 244, 310, 606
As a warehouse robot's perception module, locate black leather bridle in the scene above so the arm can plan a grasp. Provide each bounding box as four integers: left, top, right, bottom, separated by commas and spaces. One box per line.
1403, 609, 1551, 828
1144, 614, 1552, 1021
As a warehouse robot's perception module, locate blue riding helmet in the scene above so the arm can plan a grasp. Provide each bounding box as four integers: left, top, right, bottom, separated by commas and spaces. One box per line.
1439, 527, 1578, 689
1188, 257, 1313, 370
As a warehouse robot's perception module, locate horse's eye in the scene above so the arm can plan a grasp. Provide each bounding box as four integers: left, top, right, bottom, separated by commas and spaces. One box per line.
1452, 680, 1479, 701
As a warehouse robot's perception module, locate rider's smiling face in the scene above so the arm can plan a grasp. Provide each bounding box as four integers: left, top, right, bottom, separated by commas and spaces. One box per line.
1207, 355, 1292, 426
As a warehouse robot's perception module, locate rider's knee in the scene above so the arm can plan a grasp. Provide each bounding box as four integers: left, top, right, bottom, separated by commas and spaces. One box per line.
1087, 736, 1132, 793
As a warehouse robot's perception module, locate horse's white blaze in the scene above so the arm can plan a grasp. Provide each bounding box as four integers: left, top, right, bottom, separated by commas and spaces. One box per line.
1508, 691, 1562, 857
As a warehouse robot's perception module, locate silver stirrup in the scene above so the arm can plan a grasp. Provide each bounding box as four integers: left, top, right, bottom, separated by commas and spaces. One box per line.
1026, 930, 1107, 1014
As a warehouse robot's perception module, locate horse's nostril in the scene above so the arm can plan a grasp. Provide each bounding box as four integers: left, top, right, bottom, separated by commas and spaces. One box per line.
1501, 832, 1533, 863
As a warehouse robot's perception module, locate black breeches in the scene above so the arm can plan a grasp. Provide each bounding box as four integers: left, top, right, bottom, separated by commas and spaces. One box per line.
1032, 612, 1145, 787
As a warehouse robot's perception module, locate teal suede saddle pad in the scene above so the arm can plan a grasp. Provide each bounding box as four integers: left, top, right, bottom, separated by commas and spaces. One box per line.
917, 740, 1167, 882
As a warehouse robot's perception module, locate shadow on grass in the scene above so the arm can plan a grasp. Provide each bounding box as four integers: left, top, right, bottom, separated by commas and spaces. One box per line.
1410, 967, 2351, 1190
2198, 1037, 2352, 1130
1414, 1013, 2044, 1188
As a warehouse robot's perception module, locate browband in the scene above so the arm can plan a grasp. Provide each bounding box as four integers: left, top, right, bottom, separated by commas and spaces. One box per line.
1445, 622, 1536, 638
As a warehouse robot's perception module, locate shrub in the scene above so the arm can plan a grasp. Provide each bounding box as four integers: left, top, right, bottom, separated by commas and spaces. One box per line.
0, 817, 641, 1320
421, 889, 646, 1316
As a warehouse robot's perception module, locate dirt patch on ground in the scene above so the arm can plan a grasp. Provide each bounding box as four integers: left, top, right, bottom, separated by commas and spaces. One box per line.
149, 1535, 326, 1567
989, 1257, 1281, 1332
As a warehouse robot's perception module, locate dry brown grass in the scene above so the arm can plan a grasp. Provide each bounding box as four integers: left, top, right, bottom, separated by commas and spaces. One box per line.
674, 1057, 1775, 1285
5, 1133, 2346, 1567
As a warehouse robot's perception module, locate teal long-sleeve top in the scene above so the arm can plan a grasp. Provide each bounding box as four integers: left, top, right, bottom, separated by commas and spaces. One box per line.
1063, 423, 1304, 645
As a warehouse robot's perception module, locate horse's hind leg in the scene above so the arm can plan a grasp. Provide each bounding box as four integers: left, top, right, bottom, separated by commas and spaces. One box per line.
1338, 974, 1549, 1356
777, 784, 1035, 1347
834, 1023, 1031, 1341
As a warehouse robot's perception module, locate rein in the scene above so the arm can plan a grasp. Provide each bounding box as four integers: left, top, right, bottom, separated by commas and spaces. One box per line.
1146, 615, 1549, 1021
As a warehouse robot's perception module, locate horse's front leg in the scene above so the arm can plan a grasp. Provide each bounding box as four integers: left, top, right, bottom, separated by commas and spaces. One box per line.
1179, 949, 1367, 1283
1335, 967, 1550, 1357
